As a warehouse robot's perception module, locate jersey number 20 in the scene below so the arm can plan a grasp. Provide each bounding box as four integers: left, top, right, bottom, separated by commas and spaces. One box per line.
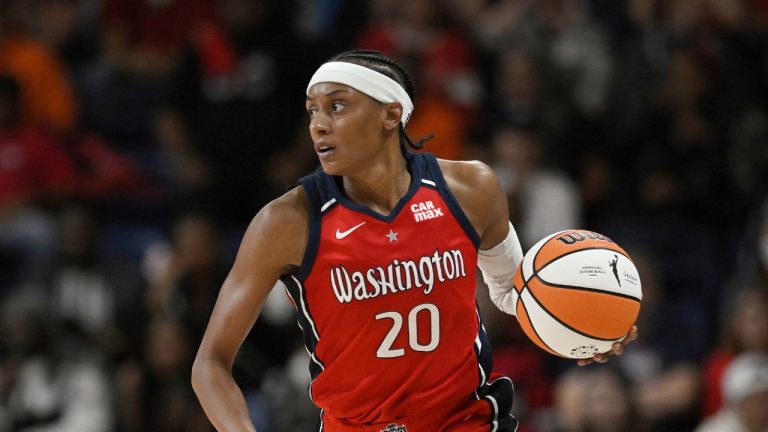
375, 303, 440, 358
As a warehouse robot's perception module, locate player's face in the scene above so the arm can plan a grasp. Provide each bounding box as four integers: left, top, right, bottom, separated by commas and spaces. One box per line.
306, 82, 389, 176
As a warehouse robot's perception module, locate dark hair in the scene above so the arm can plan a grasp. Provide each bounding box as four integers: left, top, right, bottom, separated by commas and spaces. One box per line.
329, 50, 434, 154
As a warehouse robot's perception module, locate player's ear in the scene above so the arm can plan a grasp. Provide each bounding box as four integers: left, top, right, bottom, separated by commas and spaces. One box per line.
382, 102, 402, 131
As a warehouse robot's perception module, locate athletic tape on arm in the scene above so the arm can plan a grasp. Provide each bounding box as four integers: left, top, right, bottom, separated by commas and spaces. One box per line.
306, 61, 414, 125
477, 222, 524, 316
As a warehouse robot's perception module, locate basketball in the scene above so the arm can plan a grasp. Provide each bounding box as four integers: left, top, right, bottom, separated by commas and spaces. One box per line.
512, 230, 642, 359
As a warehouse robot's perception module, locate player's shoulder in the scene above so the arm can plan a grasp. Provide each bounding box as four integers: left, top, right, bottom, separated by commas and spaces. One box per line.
249, 185, 310, 239
434, 158, 508, 244
436, 158, 502, 197
239, 185, 310, 268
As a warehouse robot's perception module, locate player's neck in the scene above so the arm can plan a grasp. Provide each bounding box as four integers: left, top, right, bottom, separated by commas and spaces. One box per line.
342, 150, 410, 215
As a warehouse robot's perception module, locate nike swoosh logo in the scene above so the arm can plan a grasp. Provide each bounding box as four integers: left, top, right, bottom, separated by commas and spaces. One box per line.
335, 222, 366, 239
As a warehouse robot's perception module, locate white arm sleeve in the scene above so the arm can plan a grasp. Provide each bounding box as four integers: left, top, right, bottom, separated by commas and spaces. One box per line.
477, 222, 524, 316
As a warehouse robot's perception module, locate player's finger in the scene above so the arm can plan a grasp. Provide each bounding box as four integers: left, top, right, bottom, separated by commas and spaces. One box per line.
611, 342, 624, 356
622, 325, 639, 344
593, 353, 610, 363
577, 358, 593, 367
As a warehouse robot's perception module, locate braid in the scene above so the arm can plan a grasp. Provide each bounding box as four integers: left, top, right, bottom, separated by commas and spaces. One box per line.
330, 50, 434, 154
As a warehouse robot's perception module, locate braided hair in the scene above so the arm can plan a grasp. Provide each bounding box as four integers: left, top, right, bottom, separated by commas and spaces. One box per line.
330, 50, 434, 154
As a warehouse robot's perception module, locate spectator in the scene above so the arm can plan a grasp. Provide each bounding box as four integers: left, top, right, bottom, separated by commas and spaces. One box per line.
116, 316, 212, 432
702, 287, 768, 415
536, 0, 613, 119
487, 45, 583, 169
696, 352, 768, 432
144, 214, 227, 340
44, 203, 145, 361
0, 293, 112, 431
489, 122, 581, 249
580, 368, 641, 432
151, 107, 212, 208
612, 250, 703, 432
172, 0, 319, 224
553, 366, 642, 432
25, 0, 99, 71
101, 0, 216, 78
0, 75, 77, 287
0, 0, 77, 133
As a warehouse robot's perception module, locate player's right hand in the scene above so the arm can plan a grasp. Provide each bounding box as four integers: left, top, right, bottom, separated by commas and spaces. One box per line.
577, 325, 638, 367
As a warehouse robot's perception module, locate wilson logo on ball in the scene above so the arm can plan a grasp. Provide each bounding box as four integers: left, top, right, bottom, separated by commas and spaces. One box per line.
557, 231, 614, 245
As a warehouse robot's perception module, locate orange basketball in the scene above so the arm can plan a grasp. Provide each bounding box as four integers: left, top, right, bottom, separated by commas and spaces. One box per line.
512, 230, 642, 358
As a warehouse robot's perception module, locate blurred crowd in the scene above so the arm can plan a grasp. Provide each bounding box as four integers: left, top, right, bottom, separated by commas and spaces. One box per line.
0, 0, 767, 431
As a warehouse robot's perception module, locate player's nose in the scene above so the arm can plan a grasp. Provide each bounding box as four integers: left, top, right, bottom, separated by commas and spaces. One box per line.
309, 112, 331, 136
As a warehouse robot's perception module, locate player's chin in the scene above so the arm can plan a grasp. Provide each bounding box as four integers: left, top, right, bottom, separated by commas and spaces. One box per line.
318, 159, 343, 176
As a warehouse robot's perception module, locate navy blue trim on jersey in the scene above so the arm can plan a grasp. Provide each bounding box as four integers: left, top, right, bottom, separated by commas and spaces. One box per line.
420, 153, 482, 249
315, 409, 324, 431
281, 275, 324, 383
295, 174, 326, 281
478, 376, 518, 432
474, 303, 493, 387
321, 151, 425, 223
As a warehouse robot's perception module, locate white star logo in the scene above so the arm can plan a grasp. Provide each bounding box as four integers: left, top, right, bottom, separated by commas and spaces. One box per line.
385, 230, 399, 243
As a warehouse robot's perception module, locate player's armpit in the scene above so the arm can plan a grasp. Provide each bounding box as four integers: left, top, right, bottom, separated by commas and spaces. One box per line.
437, 159, 511, 248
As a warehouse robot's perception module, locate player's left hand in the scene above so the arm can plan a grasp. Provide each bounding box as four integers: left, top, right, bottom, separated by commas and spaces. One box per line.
577, 325, 638, 367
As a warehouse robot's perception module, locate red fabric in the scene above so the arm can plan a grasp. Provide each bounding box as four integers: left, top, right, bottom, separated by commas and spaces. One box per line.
701, 350, 734, 416
0, 129, 76, 204
320, 393, 494, 431
301, 180, 483, 424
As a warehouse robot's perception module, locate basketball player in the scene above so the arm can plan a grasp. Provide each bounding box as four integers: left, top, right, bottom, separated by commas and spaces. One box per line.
191, 50, 638, 431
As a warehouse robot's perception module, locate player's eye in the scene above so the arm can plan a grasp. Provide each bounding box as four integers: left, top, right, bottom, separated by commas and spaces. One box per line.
306, 107, 317, 118
332, 102, 346, 112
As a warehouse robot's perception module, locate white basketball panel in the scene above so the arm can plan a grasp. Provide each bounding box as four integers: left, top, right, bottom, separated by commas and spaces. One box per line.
522, 231, 563, 281
536, 249, 642, 300
521, 289, 618, 358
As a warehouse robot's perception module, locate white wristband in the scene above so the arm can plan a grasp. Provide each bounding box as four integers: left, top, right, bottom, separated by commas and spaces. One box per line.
477, 222, 524, 316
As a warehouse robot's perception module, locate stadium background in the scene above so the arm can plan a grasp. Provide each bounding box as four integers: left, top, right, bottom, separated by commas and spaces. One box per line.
1, 0, 767, 430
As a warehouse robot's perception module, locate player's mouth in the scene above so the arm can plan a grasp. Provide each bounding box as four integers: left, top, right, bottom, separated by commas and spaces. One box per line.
316, 143, 336, 160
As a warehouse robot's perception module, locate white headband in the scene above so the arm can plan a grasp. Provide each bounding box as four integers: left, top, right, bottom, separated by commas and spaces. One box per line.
306, 61, 414, 125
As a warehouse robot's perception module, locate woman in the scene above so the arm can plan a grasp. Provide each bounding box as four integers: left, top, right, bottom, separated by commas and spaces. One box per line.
191, 50, 636, 431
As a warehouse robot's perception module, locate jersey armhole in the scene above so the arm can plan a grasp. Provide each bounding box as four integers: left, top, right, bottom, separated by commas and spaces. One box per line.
294, 177, 323, 281
421, 153, 482, 249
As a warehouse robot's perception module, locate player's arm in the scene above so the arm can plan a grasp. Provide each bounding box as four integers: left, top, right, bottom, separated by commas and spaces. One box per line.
191, 188, 308, 432
438, 159, 522, 315
440, 159, 638, 364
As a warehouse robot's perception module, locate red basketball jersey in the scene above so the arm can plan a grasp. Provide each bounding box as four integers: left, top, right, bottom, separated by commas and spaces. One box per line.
281, 153, 497, 428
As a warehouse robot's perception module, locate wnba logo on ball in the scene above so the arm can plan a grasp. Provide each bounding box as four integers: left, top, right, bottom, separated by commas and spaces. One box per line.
570, 345, 599, 357
556, 231, 614, 245
380, 424, 407, 432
